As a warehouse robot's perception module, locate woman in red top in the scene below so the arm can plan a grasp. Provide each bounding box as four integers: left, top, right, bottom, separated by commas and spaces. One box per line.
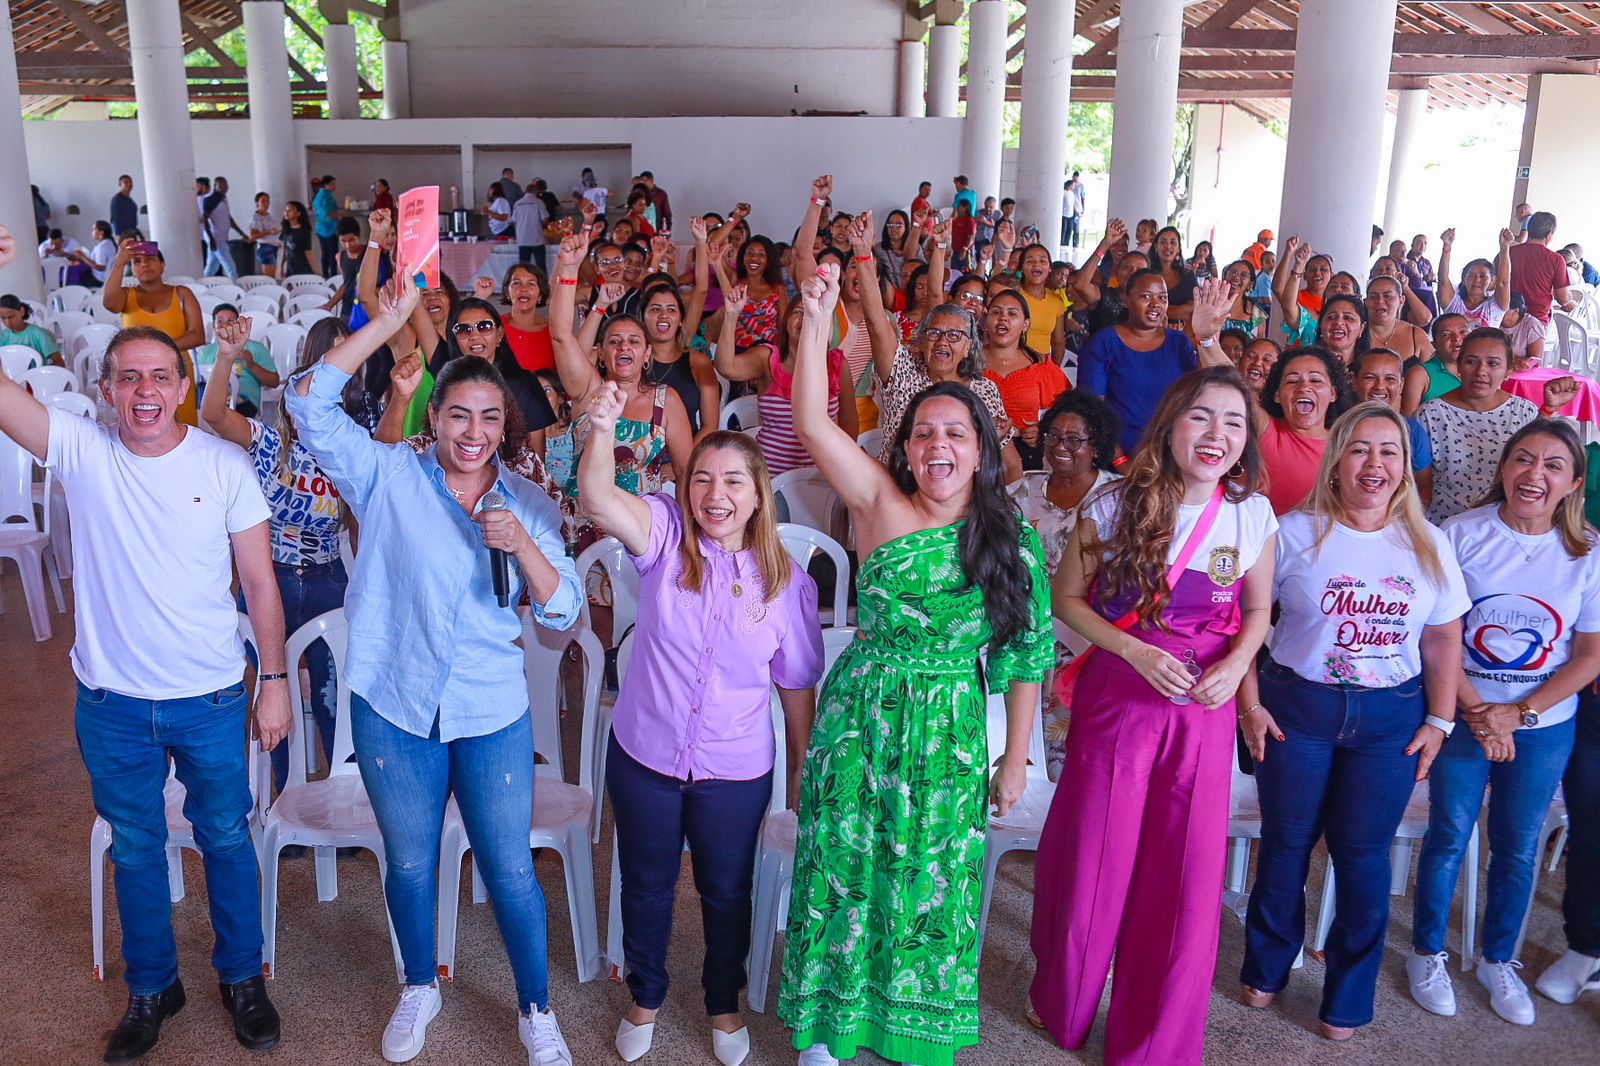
623, 190, 656, 240
983, 289, 1069, 470
498, 262, 554, 373
951, 200, 977, 272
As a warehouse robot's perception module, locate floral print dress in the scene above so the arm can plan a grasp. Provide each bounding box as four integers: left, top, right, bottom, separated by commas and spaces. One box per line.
561, 384, 671, 548
778, 522, 1052, 1066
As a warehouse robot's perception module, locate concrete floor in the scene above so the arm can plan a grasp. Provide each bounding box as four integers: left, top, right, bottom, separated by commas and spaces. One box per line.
1, 567, 1596, 1065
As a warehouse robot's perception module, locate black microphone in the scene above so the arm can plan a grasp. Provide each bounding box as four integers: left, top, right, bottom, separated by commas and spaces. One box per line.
480, 490, 514, 608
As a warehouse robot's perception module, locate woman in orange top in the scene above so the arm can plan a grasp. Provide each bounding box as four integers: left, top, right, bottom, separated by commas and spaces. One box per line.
983, 289, 1069, 470
102, 239, 206, 425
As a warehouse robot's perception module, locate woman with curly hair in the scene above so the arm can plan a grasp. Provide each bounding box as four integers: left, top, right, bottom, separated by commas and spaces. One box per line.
1253, 346, 1356, 514
1030, 366, 1278, 1065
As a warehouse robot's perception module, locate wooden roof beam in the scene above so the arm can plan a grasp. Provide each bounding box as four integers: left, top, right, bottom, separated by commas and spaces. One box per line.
1181, 28, 1600, 56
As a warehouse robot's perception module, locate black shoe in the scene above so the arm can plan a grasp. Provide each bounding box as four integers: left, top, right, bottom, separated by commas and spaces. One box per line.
218, 975, 281, 1051
104, 979, 186, 1063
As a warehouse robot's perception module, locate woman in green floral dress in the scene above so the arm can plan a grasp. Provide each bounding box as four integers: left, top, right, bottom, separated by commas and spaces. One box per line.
778, 259, 1052, 1066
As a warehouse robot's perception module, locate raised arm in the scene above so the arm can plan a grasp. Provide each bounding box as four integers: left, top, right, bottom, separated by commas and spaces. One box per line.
680, 217, 712, 343
0, 347, 50, 461
549, 232, 605, 401
1401, 282, 1433, 329
987, 218, 1014, 280
793, 175, 830, 284
100, 239, 139, 314
1190, 278, 1232, 369
357, 208, 392, 323
1494, 227, 1514, 312
712, 284, 775, 385
1070, 219, 1124, 307
578, 283, 624, 353
792, 263, 895, 512
374, 348, 424, 445
926, 217, 950, 304
1436, 228, 1458, 309
849, 212, 903, 383
1273, 236, 1309, 333
575, 380, 653, 554
199, 316, 256, 448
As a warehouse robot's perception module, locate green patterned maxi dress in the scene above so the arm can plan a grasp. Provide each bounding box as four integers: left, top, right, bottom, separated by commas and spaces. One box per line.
777, 522, 1052, 1065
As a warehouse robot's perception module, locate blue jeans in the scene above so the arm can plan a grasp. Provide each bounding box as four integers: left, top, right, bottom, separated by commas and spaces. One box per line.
351, 694, 550, 1011
204, 245, 239, 281
606, 735, 771, 1015
1566, 693, 1600, 956
239, 559, 349, 792
76, 680, 262, 994
1414, 716, 1575, 962
1242, 658, 1423, 1028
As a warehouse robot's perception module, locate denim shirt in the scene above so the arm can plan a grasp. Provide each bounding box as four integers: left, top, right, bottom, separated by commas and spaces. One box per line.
285, 363, 580, 741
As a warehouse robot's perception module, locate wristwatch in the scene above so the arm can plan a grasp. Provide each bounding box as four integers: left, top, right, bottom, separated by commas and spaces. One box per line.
1517, 700, 1540, 728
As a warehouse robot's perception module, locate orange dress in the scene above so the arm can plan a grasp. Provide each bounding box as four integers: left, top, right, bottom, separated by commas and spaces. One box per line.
121, 286, 200, 426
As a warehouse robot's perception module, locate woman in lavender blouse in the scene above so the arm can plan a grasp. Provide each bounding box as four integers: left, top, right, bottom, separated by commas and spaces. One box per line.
578, 380, 825, 1066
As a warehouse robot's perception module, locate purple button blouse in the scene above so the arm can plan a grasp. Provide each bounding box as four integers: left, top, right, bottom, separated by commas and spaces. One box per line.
612, 495, 825, 782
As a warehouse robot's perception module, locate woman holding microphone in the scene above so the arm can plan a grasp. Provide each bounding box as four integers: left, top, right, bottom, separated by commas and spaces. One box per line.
286, 275, 583, 1065
578, 385, 823, 1066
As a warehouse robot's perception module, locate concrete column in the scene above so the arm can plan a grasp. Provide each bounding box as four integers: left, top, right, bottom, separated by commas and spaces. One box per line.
324, 22, 360, 120
1015, 0, 1076, 248
962, 0, 1007, 204
1277, 0, 1398, 279
1107, 0, 1184, 227
382, 39, 411, 119
244, 0, 299, 211
927, 23, 961, 118
0, 2, 43, 300
1382, 84, 1428, 242
126, 0, 202, 278
897, 39, 927, 118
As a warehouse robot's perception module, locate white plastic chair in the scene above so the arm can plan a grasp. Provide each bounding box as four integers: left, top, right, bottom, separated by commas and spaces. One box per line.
88, 302, 122, 327
282, 274, 327, 294
289, 308, 336, 331
49, 285, 93, 314
976, 660, 1052, 954
40, 255, 70, 292
771, 466, 844, 537
20, 365, 78, 399
857, 427, 883, 458
286, 292, 331, 318
574, 536, 641, 645
746, 626, 857, 1012
1, 345, 41, 380
241, 309, 279, 337
435, 619, 605, 983
90, 613, 270, 980
67, 323, 118, 362
719, 394, 761, 432
237, 274, 275, 292
49, 310, 92, 346
249, 284, 291, 311
265, 324, 307, 373
778, 523, 850, 628
0, 427, 53, 640
1548, 312, 1594, 376
240, 294, 283, 320
72, 346, 106, 392
259, 608, 404, 980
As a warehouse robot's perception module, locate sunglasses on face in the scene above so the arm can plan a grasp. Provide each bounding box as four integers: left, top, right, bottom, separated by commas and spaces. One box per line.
450, 320, 498, 336
597, 256, 625, 267
955, 292, 985, 305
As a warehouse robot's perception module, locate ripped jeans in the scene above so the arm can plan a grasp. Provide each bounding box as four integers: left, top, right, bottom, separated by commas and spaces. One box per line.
351, 694, 551, 1010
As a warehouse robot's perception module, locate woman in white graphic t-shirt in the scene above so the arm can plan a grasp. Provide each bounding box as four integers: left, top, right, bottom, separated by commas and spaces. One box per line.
1409, 419, 1600, 1024
1236, 401, 1471, 1041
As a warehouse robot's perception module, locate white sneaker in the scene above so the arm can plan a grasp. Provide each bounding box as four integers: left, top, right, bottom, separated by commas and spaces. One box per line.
797, 1044, 840, 1066
1536, 949, 1600, 1004
520, 1008, 573, 1065
1406, 951, 1457, 1017
1477, 959, 1536, 1025
381, 983, 442, 1063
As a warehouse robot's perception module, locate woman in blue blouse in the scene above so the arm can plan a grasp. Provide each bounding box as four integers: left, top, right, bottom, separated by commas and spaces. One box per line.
286, 275, 583, 1066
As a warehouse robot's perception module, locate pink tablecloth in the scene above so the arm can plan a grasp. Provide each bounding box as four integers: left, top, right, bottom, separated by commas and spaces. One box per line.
1505, 367, 1600, 425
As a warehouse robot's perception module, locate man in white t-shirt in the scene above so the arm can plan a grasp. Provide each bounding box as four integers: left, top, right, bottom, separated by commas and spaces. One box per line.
0, 236, 292, 1063
512, 189, 550, 271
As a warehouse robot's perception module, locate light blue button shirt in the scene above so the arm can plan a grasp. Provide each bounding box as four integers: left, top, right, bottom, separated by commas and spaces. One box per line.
285, 363, 580, 741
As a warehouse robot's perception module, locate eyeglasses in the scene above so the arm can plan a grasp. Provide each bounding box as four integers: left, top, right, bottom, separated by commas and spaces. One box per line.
449, 320, 498, 336
597, 256, 624, 267
955, 292, 985, 305
921, 328, 969, 344
1044, 432, 1091, 451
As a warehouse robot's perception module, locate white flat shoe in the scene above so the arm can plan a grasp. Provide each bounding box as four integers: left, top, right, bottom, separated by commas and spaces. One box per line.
712, 1025, 750, 1066
614, 1017, 655, 1062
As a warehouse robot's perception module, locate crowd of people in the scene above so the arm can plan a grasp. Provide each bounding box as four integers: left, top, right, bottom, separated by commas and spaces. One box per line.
1, 156, 1599, 1066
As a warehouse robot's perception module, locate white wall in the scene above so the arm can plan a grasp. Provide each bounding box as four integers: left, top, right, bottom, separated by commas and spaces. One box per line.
398, 0, 904, 119
1188, 104, 1288, 266
1526, 75, 1600, 257
23, 114, 964, 250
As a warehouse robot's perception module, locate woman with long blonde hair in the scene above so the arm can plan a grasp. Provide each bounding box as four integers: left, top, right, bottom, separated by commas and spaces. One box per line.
577, 390, 824, 1066
1239, 402, 1470, 1042
1030, 366, 1279, 1065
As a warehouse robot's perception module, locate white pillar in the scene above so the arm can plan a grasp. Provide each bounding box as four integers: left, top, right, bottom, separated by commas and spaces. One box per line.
1015, 0, 1076, 249
324, 22, 359, 120
244, 0, 299, 212
0, 2, 44, 300
1382, 84, 1428, 242
1106, 0, 1184, 227
927, 23, 961, 118
962, 0, 1007, 204
126, 0, 201, 278
382, 39, 411, 119
897, 40, 926, 118
1277, 0, 1398, 279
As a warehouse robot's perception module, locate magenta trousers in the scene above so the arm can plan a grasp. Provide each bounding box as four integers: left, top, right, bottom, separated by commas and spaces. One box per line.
1028, 647, 1236, 1065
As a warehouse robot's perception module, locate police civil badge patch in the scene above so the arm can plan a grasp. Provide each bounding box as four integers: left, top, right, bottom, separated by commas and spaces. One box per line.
1207, 545, 1241, 588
